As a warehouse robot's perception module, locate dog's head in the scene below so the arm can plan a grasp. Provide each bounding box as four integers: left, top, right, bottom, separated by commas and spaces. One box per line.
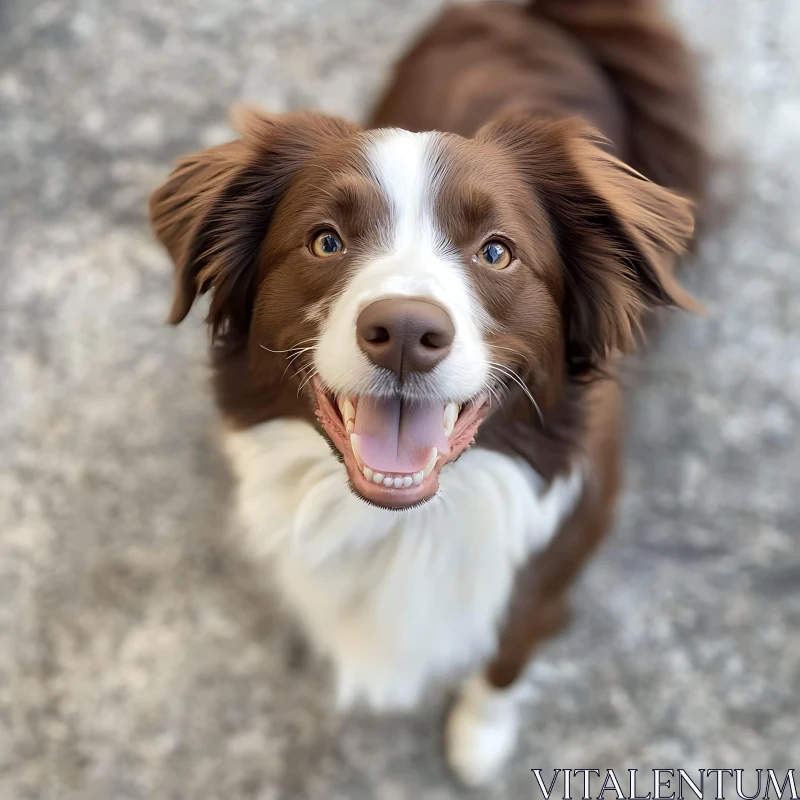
150, 107, 695, 510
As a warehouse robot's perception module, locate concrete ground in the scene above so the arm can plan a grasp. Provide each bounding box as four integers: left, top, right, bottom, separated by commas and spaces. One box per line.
1, 0, 798, 798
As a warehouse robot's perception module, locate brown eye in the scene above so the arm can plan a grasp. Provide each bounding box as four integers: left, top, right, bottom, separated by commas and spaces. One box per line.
311, 230, 344, 258
477, 240, 512, 270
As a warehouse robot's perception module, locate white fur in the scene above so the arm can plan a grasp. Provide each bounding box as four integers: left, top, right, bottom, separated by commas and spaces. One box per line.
314, 129, 490, 404
445, 673, 522, 787
225, 419, 583, 710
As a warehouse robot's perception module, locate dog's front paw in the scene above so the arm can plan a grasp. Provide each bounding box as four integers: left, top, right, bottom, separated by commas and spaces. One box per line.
445, 674, 520, 787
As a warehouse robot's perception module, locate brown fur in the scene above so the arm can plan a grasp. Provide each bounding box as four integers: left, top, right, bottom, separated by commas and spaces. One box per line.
370, 0, 705, 203
149, 0, 705, 703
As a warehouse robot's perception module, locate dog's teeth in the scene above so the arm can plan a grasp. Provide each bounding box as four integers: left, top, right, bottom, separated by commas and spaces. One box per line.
363, 468, 427, 489
422, 448, 438, 478
342, 398, 355, 426
444, 402, 458, 437
350, 434, 364, 468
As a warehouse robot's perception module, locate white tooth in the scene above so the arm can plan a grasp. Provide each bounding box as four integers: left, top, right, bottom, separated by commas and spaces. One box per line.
342, 398, 355, 426
402, 476, 413, 488
373, 472, 385, 484
393, 477, 403, 489
423, 448, 438, 478
412, 472, 423, 485
350, 434, 363, 468
363, 466, 373, 481
444, 402, 458, 437
383, 476, 394, 487
346, 420, 355, 434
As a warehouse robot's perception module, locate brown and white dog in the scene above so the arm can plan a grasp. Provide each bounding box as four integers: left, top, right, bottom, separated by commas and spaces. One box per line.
150, 0, 704, 785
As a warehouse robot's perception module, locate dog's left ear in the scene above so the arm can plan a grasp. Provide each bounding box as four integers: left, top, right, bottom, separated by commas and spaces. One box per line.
478, 113, 699, 373
149, 107, 358, 341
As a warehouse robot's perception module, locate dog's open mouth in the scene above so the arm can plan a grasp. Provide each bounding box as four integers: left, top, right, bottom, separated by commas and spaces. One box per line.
312, 378, 489, 509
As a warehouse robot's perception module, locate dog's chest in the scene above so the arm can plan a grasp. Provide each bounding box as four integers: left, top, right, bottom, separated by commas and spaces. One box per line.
225, 420, 582, 709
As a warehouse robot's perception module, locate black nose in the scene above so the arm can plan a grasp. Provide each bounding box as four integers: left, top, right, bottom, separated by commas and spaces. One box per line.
356, 298, 455, 379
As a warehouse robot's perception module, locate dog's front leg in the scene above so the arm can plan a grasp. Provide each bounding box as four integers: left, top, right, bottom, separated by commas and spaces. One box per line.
445, 402, 622, 786
444, 588, 570, 787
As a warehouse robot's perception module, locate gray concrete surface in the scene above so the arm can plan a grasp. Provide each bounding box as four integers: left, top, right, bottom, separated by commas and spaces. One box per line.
1, 0, 798, 797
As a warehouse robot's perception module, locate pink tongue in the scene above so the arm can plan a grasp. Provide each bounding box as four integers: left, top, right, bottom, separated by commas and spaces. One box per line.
354, 397, 449, 474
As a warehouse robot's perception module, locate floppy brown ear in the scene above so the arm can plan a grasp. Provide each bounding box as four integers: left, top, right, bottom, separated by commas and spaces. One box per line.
477, 114, 699, 374
149, 137, 246, 329
149, 107, 358, 341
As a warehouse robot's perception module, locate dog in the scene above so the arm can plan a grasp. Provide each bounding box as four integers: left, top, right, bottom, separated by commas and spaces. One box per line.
149, 0, 704, 785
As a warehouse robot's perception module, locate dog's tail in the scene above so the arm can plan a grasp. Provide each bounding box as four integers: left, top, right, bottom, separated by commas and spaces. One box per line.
529, 0, 706, 203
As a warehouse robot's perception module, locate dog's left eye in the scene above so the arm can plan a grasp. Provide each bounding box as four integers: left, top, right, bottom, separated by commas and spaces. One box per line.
311, 230, 344, 258
476, 240, 512, 270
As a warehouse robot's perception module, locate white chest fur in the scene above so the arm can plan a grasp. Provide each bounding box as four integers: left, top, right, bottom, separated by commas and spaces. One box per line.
224, 419, 582, 710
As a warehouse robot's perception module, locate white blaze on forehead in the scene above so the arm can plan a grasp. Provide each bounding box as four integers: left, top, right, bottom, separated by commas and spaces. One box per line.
314, 128, 489, 402
367, 129, 447, 256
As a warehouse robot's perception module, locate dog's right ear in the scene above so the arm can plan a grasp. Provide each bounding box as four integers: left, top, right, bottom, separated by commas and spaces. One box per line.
149, 136, 246, 329
149, 108, 358, 341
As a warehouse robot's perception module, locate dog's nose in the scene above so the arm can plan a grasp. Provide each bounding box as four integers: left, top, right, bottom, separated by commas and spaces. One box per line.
356, 298, 455, 379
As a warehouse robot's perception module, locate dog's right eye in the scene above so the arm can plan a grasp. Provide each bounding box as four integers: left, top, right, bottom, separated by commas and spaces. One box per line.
476, 239, 512, 270
311, 230, 344, 258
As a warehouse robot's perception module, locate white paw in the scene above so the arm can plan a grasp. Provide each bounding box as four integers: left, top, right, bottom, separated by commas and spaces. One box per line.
445, 675, 520, 787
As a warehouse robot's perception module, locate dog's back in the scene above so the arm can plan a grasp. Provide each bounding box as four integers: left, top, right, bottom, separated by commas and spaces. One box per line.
371, 0, 705, 204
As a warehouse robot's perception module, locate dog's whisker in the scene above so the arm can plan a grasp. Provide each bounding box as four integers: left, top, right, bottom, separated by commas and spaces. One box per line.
486, 380, 509, 409
260, 337, 320, 355
493, 373, 543, 427
285, 347, 316, 363
282, 349, 317, 380
490, 344, 531, 365
297, 368, 319, 396
290, 363, 313, 382
258, 339, 319, 380
487, 362, 545, 426
485, 383, 503, 408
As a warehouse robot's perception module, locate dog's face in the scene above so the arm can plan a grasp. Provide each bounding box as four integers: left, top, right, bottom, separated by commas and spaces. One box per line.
150, 108, 695, 510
